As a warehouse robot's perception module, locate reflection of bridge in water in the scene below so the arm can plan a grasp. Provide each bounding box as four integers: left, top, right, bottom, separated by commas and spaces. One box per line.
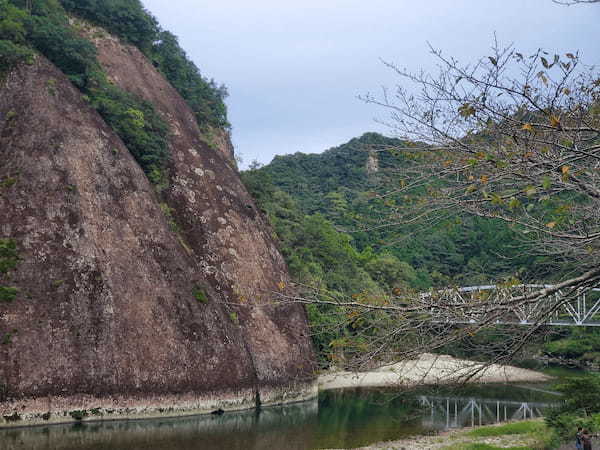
418, 395, 557, 429
423, 285, 600, 327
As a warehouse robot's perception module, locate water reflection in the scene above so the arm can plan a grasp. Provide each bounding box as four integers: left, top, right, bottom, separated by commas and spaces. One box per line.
419, 395, 551, 429
1, 401, 319, 450
0, 384, 561, 450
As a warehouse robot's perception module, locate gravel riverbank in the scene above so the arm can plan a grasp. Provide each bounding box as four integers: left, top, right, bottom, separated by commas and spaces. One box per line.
319, 353, 551, 391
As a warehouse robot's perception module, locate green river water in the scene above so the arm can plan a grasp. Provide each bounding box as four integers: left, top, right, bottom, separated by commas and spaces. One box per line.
0, 383, 562, 450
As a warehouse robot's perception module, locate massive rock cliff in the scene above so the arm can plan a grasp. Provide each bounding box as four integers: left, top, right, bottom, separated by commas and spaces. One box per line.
0, 28, 315, 426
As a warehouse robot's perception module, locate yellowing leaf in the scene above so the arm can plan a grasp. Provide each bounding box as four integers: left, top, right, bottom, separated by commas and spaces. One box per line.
521, 123, 533, 132
546, 221, 557, 229
550, 115, 561, 128
277, 281, 286, 291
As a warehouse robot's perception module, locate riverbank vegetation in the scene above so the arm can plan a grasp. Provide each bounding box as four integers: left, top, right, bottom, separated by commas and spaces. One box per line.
544, 373, 600, 442
364, 419, 557, 449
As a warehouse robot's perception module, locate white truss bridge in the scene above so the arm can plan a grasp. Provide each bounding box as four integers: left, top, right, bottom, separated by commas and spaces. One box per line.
421, 284, 600, 327
418, 394, 557, 429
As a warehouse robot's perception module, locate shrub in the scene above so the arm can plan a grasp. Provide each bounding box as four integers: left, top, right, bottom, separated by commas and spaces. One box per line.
151, 31, 229, 129
68, 409, 88, 421
193, 287, 208, 304
0, 286, 18, 302
0, 238, 18, 273
88, 80, 170, 175
0, 39, 32, 73
25, 13, 96, 86
60, 0, 159, 52
545, 374, 600, 440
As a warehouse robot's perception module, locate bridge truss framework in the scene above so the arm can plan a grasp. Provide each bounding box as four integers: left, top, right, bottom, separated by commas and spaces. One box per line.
422, 284, 600, 327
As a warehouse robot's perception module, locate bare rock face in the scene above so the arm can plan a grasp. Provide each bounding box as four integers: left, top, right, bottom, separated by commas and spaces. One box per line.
0, 40, 315, 425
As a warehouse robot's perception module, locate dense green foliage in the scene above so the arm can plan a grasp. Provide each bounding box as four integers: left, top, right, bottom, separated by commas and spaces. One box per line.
0, 39, 32, 73
0, 0, 32, 72
250, 132, 540, 288
58, 0, 229, 129
242, 167, 418, 361
151, 31, 229, 129
544, 328, 600, 364
89, 81, 169, 174
243, 132, 588, 365
0, 286, 18, 302
60, 0, 159, 51
545, 374, 600, 440
1, 0, 230, 177
0, 239, 18, 303
0, 0, 170, 177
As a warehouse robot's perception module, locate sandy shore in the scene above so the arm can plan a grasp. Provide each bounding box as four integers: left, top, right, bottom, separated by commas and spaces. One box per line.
318, 353, 550, 391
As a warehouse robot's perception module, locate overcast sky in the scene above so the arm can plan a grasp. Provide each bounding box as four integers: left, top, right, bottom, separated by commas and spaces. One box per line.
141, 1, 599, 167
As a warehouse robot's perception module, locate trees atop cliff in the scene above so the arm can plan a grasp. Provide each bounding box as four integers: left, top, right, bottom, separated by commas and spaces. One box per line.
57, 0, 230, 129
0, 0, 229, 130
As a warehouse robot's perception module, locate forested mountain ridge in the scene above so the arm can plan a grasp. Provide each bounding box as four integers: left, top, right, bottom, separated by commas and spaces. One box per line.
241, 133, 540, 364
0, 0, 315, 425
244, 132, 541, 291
243, 132, 596, 368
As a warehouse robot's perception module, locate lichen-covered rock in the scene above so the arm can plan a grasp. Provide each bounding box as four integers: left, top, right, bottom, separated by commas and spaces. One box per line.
0, 44, 315, 424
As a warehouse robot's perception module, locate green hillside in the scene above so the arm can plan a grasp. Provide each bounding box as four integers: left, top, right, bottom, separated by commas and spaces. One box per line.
244, 132, 541, 289
242, 132, 590, 366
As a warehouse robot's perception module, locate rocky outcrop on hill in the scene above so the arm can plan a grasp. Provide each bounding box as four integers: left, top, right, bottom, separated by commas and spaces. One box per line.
0, 30, 315, 426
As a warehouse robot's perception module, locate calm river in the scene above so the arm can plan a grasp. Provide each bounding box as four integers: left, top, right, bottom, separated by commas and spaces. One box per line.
1, 383, 561, 450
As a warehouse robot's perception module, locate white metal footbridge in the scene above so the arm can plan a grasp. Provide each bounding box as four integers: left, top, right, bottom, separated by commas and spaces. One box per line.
418, 394, 557, 429
421, 284, 600, 327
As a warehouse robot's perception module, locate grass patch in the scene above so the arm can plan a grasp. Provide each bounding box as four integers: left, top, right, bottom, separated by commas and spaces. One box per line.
465, 420, 544, 437
444, 419, 559, 450
450, 445, 532, 450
